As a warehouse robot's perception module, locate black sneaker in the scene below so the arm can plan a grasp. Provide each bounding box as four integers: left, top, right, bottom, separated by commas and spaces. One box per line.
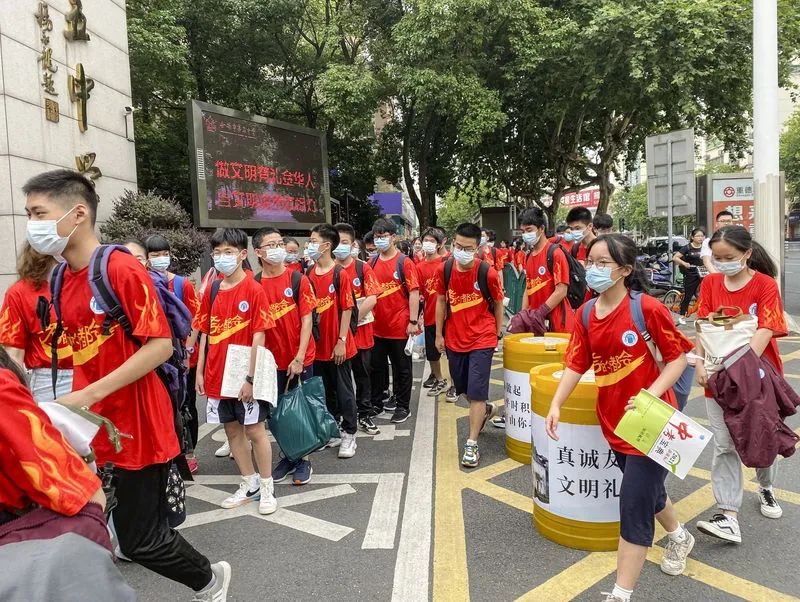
390, 408, 410, 423
358, 416, 380, 435
384, 396, 398, 412
422, 374, 437, 388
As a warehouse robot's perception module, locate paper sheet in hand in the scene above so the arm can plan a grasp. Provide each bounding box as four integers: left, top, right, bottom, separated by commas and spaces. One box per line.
39, 402, 100, 466
221, 345, 278, 406
356, 297, 374, 326
614, 389, 712, 479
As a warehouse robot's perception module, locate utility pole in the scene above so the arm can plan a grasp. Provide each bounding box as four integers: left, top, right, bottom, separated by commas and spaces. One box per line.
753, 0, 782, 280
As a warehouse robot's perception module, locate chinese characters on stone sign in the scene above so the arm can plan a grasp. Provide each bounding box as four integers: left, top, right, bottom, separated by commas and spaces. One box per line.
64, 0, 90, 42
35, 2, 58, 98
75, 153, 102, 183
68, 62, 95, 133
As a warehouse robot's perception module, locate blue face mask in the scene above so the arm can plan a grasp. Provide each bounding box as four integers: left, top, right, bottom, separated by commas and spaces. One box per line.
480, 236, 488, 247
333, 244, 352, 260
585, 265, 621, 293
570, 230, 586, 243
307, 243, 323, 262
522, 231, 539, 246
285, 253, 298, 264
713, 258, 746, 276
562, 231, 574, 243
374, 236, 391, 251
214, 254, 240, 277
149, 256, 171, 272
368, 250, 378, 260
453, 248, 476, 266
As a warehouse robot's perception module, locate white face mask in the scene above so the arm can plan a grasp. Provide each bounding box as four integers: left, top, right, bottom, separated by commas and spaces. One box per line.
422, 241, 437, 255
149, 256, 171, 272
26, 206, 78, 257
265, 247, 287, 265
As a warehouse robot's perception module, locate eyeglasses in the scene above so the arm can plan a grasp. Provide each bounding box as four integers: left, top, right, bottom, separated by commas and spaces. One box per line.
258, 242, 285, 250
585, 259, 618, 269
453, 244, 476, 252
211, 250, 240, 259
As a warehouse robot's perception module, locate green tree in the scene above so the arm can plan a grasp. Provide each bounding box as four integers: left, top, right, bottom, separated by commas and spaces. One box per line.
781, 108, 800, 210
611, 183, 694, 238
437, 181, 505, 235
100, 190, 208, 275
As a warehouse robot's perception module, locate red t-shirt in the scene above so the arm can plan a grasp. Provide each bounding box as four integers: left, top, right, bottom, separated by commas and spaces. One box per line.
565, 294, 694, 455
194, 276, 273, 399
514, 250, 526, 270
435, 261, 503, 352
168, 276, 200, 368
60, 251, 180, 470
0, 279, 73, 370
341, 260, 382, 350
573, 242, 588, 263
413, 252, 425, 265
259, 269, 317, 370
524, 242, 575, 333
286, 262, 303, 274
697, 272, 787, 395
416, 258, 444, 327
371, 252, 420, 339
0, 369, 100, 514
480, 246, 503, 272
308, 265, 357, 361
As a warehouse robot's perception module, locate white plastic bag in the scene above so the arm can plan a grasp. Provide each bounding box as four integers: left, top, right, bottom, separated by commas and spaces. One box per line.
695, 308, 757, 375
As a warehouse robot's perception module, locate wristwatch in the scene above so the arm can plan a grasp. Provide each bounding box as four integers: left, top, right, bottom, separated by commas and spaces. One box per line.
338, 336, 347, 342
245, 375, 254, 385
409, 320, 418, 326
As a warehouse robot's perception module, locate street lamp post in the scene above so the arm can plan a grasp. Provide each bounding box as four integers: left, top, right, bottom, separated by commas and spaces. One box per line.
753, 0, 782, 280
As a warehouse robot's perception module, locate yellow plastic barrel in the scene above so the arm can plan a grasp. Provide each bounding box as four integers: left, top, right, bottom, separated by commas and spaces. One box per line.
529, 363, 622, 551
502, 334, 570, 464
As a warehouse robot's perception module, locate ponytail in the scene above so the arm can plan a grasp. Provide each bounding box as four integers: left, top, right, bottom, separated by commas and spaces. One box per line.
747, 241, 778, 278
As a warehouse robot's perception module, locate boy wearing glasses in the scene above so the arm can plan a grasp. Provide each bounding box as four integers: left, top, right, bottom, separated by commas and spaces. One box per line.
253, 227, 317, 485
520, 207, 575, 333
194, 228, 278, 513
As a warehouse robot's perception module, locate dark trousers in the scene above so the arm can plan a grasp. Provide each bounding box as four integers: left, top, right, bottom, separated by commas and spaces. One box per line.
680, 272, 702, 316
113, 462, 212, 591
314, 359, 357, 435
352, 348, 374, 418
370, 337, 411, 412
276, 365, 314, 396
186, 367, 199, 449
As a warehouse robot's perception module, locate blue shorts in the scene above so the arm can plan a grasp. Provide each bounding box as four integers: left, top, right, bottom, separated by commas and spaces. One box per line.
446, 347, 494, 401
614, 451, 668, 547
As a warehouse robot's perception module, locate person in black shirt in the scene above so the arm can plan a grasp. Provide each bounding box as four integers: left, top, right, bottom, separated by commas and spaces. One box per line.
672, 227, 706, 324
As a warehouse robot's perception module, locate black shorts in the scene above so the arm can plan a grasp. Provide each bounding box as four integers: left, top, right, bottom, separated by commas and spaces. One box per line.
206, 397, 270, 426
446, 347, 494, 401
424, 324, 441, 362
614, 451, 669, 547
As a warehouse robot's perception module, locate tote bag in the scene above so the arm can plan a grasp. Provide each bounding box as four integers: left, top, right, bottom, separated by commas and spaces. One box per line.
695, 307, 758, 375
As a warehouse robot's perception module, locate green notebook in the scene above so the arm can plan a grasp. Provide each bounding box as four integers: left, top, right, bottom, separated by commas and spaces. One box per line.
614, 389, 676, 455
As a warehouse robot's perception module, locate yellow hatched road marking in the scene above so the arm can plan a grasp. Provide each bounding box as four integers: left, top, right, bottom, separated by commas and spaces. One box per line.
688, 467, 800, 506
490, 378, 504, 386
491, 363, 504, 371
514, 552, 618, 601
466, 478, 531, 514
468, 457, 521, 481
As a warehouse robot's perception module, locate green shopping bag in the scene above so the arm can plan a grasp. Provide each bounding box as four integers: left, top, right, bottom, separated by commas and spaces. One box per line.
269, 377, 338, 461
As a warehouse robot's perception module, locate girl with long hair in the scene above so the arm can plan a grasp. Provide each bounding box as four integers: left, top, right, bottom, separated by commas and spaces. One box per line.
546, 234, 695, 602
694, 226, 786, 543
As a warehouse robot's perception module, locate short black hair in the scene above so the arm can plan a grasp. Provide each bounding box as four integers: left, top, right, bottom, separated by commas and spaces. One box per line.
283, 236, 299, 246
253, 227, 281, 248
716, 210, 734, 220
556, 224, 568, 233
144, 234, 171, 254
364, 231, 375, 244
481, 228, 496, 242
396, 239, 412, 256
121, 237, 145, 250
372, 217, 397, 236
210, 228, 248, 251
421, 227, 443, 244
23, 169, 100, 225
519, 207, 547, 229
455, 222, 482, 246
334, 222, 356, 242
592, 213, 613, 230
311, 223, 340, 248
566, 207, 592, 225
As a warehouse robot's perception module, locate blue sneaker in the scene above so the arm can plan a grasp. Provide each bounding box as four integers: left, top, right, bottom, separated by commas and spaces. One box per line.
273, 457, 298, 483
292, 460, 313, 486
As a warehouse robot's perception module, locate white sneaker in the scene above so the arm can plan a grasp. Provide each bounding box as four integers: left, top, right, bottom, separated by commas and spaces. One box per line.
191, 561, 231, 602
660, 529, 695, 576
258, 477, 278, 515
696, 513, 741, 543
220, 476, 260, 509
338, 432, 357, 458
678, 316, 687, 326
215, 440, 231, 457
758, 488, 783, 518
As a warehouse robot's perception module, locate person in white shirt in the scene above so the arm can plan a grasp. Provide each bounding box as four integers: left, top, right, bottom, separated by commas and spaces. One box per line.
700, 210, 735, 273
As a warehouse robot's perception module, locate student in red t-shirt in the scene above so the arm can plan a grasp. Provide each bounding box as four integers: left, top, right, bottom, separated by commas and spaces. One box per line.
369, 218, 421, 423
195, 229, 277, 516
144, 234, 202, 474
334, 223, 382, 436
694, 226, 787, 544
565, 206, 596, 264
435, 223, 504, 468
0, 243, 73, 404
519, 207, 575, 333
252, 226, 317, 486
416, 228, 449, 395
479, 228, 504, 289
283, 236, 304, 274
547, 234, 695, 602
307, 224, 359, 458
23, 170, 230, 599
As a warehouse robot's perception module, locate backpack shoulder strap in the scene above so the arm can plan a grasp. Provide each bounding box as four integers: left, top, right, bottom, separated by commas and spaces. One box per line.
396, 254, 407, 288
49, 261, 69, 395
369, 255, 378, 269
88, 245, 133, 337
477, 261, 494, 311
581, 297, 598, 330
546, 243, 558, 274
254, 272, 262, 283
628, 291, 650, 341
443, 257, 454, 292
173, 275, 185, 302
290, 270, 302, 303
571, 243, 580, 258
333, 264, 343, 295
355, 259, 364, 282
491, 247, 497, 262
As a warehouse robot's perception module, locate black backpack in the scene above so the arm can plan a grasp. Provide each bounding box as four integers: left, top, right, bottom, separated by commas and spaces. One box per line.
305, 265, 359, 336
442, 258, 494, 316
546, 243, 587, 311
369, 253, 408, 297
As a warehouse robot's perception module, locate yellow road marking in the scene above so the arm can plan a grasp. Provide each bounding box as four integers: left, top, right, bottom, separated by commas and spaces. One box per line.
688, 467, 800, 506
780, 349, 800, 362
490, 378, 504, 386
491, 363, 504, 371
514, 552, 617, 601
468, 457, 521, 481
647, 547, 800, 601
466, 479, 532, 514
